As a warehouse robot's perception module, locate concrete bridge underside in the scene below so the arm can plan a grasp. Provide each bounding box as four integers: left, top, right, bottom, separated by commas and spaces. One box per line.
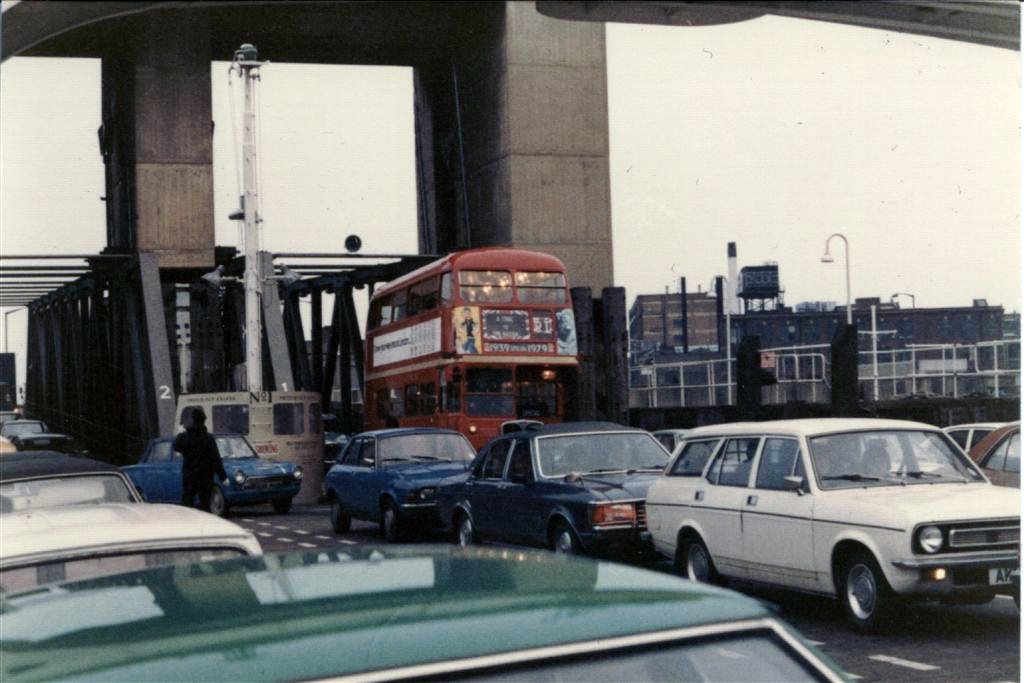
5, 1, 616, 290
4, 0, 1017, 288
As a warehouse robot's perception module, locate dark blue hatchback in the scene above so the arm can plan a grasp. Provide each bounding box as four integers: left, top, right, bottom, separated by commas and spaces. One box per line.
436, 422, 669, 556
324, 428, 477, 540
122, 434, 302, 516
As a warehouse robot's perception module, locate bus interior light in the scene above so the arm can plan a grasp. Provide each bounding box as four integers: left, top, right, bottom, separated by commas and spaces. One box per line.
541, 369, 556, 381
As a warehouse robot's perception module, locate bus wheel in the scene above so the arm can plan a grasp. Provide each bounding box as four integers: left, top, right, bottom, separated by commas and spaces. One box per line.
381, 500, 402, 542
330, 501, 351, 533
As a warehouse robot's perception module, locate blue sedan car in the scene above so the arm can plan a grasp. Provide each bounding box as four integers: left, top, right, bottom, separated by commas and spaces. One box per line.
324, 428, 477, 540
436, 422, 669, 556
122, 435, 302, 516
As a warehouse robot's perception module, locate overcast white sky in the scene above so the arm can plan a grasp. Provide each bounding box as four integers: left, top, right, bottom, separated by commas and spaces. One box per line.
1, 13, 1021, 388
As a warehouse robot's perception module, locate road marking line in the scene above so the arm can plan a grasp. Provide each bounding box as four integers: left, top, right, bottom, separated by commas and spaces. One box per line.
805, 640, 825, 646
845, 674, 862, 680
292, 529, 310, 535
273, 525, 292, 531
339, 539, 357, 545
256, 532, 272, 538
315, 535, 330, 540
868, 655, 939, 671
298, 542, 316, 548
713, 648, 745, 659
276, 537, 294, 543
241, 518, 254, 522
256, 522, 271, 526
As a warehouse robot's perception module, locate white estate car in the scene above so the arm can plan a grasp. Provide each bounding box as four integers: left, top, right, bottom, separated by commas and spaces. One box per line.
943, 422, 1006, 453
0, 503, 262, 593
647, 418, 1020, 632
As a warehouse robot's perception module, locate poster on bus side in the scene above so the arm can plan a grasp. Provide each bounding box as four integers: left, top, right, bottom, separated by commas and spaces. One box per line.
453, 306, 482, 354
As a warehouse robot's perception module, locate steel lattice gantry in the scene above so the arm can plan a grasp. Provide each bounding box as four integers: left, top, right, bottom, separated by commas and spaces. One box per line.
6, 253, 174, 461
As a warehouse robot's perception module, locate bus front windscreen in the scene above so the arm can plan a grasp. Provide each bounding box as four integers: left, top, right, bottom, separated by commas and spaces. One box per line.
465, 368, 514, 417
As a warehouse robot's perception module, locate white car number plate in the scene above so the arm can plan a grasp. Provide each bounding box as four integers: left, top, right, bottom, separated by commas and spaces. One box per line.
989, 567, 1016, 585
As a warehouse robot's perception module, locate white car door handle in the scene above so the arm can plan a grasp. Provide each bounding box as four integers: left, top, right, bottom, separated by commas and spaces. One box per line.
694, 490, 704, 501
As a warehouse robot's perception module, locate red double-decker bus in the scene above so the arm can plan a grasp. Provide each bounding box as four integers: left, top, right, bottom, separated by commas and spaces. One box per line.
364, 247, 579, 448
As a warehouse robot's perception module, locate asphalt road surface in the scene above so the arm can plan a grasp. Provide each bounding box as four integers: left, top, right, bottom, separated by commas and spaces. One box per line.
232, 503, 1020, 683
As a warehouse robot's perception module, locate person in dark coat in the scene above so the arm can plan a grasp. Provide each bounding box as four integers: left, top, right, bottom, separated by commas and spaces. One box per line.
173, 407, 227, 512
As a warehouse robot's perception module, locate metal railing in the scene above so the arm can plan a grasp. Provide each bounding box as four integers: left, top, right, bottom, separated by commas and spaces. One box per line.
629, 339, 1021, 408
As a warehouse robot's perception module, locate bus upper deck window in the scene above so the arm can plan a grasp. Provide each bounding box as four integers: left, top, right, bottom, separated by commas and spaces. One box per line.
515, 272, 567, 304
407, 276, 439, 317
212, 404, 249, 435
378, 295, 394, 326
391, 290, 407, 323
440, 273, 453, 304
459, 270, 513, 303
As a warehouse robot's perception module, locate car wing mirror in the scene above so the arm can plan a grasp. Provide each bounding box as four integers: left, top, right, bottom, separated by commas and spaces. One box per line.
783, 475, 806, 494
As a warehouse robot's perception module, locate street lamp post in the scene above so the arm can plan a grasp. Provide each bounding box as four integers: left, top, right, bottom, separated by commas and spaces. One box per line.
821, 233, 852, 325
718, 276, 732, 404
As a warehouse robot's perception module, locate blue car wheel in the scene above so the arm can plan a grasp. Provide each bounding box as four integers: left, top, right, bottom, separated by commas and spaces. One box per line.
380, 500, 401, 542
330, 501, 351, 533
209, 487, 229, 518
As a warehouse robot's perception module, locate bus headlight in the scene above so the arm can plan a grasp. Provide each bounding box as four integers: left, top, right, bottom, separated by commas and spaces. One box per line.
293, 466, 304, 480
918, 525, 943, 554
233, 470, 247, 486
468, 425, 478, 434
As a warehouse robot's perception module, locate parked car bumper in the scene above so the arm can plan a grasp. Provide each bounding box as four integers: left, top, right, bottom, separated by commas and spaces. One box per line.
225, 483, 301, 505
890, 551, 1019, 598
398, 502, 444, 528
578, 526, 655, 557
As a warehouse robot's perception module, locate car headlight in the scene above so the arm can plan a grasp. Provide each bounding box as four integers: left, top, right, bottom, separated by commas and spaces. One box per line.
405, 487, 437, 503
233, 470, 247, 486
293, 466, 303, 480
918, 525, 943, 554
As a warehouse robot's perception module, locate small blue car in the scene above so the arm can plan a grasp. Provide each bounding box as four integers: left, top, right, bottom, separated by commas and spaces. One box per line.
324, 428, 477, 540
436, 422, 669, 556
122, 434, 302, 517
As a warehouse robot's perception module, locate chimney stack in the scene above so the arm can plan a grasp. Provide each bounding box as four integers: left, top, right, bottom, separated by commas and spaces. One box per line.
727, 242, 740, 315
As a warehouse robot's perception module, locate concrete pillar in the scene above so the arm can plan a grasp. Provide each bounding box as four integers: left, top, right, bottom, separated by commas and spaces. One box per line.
101, 9, 215, 270
455, 2, 613, 291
